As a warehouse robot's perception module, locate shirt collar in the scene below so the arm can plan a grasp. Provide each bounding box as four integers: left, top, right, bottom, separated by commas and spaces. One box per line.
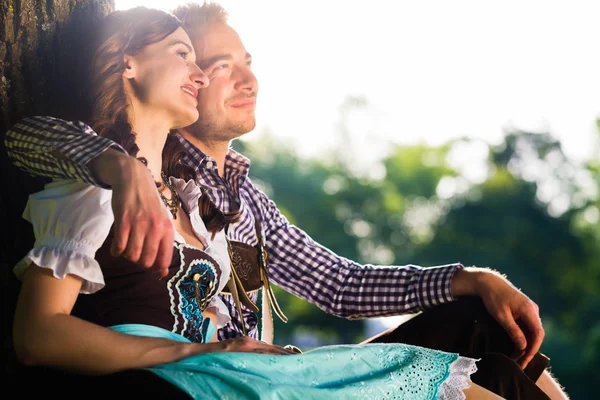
175, 132, 251, 181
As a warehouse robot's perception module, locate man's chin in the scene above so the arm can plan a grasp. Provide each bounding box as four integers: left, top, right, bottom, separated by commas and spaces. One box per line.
179, 117, 256, 140
232, 119, 256, 137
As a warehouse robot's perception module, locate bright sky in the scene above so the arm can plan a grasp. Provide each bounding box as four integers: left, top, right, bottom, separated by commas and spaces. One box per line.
116, 0, 600, 166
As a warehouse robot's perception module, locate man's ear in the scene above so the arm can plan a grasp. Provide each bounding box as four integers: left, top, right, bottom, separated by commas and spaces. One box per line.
123, 54, 136, 79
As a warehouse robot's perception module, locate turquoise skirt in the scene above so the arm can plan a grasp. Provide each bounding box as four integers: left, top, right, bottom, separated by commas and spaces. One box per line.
110, 324, 477, 400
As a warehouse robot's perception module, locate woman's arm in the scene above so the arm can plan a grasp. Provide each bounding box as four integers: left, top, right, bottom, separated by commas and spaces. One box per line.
13, 265, 198, 375
14, 265, 294, 375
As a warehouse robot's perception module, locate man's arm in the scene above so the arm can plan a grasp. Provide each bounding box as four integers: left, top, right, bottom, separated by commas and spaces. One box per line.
5, 115, 124, 186
251, 180, 543, 368
250, 179, 460, 318
5, 116, 174, 274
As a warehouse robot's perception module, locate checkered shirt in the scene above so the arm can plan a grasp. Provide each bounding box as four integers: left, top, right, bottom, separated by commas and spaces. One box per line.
6, 116, 463, 340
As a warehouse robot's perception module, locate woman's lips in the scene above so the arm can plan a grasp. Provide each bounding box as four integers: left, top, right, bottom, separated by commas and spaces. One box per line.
181, 85, 198, 99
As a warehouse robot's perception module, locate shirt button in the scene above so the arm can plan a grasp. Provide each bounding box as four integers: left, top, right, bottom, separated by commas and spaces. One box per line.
206, 161, 214, 168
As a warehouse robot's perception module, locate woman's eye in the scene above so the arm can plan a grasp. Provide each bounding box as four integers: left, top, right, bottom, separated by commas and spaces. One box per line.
178, 51, 189, 59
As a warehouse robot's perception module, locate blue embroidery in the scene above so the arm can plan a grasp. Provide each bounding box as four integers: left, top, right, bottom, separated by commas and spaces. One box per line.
178, 257, 218, 342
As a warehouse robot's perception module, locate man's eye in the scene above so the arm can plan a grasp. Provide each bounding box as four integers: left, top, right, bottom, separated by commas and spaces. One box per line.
217, 63, 230, 70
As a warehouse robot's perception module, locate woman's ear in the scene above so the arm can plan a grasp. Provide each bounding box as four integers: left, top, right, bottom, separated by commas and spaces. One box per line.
123, 54, 136, 79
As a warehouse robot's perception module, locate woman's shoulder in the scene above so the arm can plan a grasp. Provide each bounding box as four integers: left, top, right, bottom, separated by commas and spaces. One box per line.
24, 179, 113, 233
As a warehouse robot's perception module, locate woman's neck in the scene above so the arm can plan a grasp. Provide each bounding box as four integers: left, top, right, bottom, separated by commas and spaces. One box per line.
128, 105, 172, 182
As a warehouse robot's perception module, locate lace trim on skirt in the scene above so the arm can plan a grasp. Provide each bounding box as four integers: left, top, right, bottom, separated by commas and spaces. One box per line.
438, 356, 480, 400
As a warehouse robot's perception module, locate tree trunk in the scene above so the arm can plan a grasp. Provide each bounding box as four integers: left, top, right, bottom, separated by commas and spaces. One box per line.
0, 0, 114, 372
1, 0, 115, 130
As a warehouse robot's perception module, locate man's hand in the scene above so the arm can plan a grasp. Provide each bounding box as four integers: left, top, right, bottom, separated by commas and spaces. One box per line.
89, 149, 174, 277
451, 267, 544, 369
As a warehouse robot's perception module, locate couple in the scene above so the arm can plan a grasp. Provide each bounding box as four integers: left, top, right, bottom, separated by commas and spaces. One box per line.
6, 2, 566, 400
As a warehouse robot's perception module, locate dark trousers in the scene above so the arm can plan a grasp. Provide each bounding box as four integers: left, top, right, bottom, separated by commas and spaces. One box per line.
364, 296, 551, 399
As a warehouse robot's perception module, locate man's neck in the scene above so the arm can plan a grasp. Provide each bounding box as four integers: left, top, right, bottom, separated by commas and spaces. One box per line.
179, 131, 231, 177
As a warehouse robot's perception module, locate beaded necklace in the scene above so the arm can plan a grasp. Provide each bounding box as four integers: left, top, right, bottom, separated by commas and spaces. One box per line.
138, 157, 181, 219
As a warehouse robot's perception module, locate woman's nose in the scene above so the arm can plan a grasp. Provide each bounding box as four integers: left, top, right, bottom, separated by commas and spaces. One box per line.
190, 63, 209, 89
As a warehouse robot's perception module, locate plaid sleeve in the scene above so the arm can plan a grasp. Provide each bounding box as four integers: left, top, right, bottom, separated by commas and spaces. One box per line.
216, 292, 260, 341
253, 184, 462, 319
4, 115, 126, 187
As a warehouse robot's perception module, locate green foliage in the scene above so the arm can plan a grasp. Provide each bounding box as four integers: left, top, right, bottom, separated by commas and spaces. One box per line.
383, 144, 456, 199
233, 117, 600, 398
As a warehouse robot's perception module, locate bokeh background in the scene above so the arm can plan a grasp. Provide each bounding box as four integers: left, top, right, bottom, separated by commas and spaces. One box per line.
119, 1, 599, 397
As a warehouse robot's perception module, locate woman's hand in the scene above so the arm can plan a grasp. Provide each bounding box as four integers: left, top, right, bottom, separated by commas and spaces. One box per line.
201, 336, 297, 355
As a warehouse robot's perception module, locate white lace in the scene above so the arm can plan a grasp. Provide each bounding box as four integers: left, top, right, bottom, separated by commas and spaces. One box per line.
438, 356, 480, 400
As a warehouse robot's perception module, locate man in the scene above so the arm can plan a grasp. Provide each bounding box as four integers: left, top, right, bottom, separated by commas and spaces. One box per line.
6, 2, 567, 398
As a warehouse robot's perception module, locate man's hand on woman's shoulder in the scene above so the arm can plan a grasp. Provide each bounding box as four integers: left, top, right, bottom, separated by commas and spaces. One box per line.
89, 149, 174, 277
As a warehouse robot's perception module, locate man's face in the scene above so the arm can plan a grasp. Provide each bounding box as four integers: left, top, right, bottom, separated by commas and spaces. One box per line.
185, 22, 258, 142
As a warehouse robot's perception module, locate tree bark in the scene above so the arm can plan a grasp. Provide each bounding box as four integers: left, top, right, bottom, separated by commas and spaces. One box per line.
1, 0, 115, 130
1, 0, 114, 372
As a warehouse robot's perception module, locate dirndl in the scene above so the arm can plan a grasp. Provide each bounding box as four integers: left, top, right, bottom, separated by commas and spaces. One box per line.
111, 324, 478, 400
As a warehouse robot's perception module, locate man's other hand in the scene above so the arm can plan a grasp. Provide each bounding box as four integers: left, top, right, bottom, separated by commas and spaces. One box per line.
451, 267, 545, 369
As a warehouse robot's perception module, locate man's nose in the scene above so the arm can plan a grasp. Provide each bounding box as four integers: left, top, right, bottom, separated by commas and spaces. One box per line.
234, 66, 257, 93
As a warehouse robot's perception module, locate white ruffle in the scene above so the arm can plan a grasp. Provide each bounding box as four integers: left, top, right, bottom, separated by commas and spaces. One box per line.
14, 244, 105, 294
169, 176, 202, 215
204, 296, 232, 329
438, 356, 480, 400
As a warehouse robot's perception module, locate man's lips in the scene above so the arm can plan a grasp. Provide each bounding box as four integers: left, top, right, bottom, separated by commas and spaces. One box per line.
181, 85, 198, 99
229, 97, 256, 108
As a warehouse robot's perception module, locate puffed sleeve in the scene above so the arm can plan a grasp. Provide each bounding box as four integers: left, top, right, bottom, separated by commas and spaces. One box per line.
13, 180, 113, 294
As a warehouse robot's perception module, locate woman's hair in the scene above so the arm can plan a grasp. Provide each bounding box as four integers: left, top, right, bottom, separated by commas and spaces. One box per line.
90, 7, 180, 155
89, 6, 238, 235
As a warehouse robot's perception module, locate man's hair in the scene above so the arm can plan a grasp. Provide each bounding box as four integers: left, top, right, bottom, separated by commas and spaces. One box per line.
171, 2, 228, 33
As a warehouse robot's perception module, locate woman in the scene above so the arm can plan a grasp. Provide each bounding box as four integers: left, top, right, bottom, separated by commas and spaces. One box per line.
11, 6, 499, 399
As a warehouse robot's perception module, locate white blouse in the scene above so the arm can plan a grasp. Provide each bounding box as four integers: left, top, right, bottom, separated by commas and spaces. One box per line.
14, 177, 232, 330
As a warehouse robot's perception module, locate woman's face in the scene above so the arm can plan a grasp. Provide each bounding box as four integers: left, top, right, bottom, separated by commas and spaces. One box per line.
124, 27, 208, 129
